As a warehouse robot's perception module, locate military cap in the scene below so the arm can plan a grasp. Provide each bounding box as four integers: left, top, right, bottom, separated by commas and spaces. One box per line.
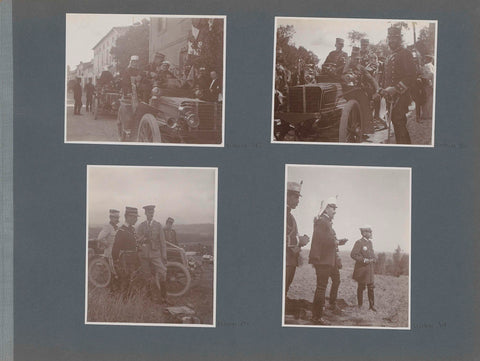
166, 217, 175, 223
335, 38, 345, 45
143, 205, 155, 211
387, 26, 402, 38
109, 209, 120, 216
287, 181, 303, 196
360, 224, 372, 231
154, 52, 165, 58
360, 38, 370, 46
351, 46, 360, 56
130, 55, 139, 61
317, 196, 338, 217
125, 207, 139, 217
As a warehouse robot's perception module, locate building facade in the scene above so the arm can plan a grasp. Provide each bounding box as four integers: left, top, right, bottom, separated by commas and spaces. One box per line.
92, 26, 128, 78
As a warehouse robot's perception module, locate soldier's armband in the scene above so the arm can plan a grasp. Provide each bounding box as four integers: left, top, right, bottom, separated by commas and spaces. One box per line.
395, 81, 408, 94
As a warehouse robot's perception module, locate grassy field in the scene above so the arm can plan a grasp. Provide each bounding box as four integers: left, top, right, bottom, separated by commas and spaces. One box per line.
285, 250, 409, 328
87, 257, 214, 325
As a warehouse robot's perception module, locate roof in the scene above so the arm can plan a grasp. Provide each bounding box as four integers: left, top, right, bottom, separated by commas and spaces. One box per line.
92, 26, 129, 50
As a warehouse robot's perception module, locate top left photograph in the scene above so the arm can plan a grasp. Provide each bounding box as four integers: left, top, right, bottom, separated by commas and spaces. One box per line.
65, 13, 226, 146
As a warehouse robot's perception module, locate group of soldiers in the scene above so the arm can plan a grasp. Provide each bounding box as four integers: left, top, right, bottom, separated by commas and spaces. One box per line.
276, 26, 435, 144
286, 181, 377, 325
121, 52, 222, 103
96, 205, 178, 304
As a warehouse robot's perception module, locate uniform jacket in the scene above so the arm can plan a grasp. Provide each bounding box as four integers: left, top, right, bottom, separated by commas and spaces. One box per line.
97, 222, 118, 257
72, 83, 82, 100
384, 47, 416, 110
286, 209, 300, 266
112, 224, 137, 261
324, 50, 348, 75
351, 237, 376, 284
84, 83, 95, 98
136, 219, 167, 265
164, 228, 178, 246
308, 214, 338, 267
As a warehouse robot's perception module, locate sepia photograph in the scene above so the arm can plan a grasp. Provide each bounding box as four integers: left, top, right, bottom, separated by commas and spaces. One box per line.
283, 164, 411, 328
65, 14, 225, 146
86, 166, 217, 326
272, 17, 437, 146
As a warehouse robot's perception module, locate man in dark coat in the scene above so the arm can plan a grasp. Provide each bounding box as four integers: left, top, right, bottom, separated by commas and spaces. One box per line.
84, 79, 95, 113
350, 225, 377, 311
381, 26, 417, 144
112, 207, 140, 295
285, 181, 310, 296
164, 217, 178, 246
72, 78, 83, 115
309, 197, 348, 325
207, 71, 222, 102
323, 38, 348, 76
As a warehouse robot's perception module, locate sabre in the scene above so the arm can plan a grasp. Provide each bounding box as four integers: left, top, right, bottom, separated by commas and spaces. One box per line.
387, 100, 393, 144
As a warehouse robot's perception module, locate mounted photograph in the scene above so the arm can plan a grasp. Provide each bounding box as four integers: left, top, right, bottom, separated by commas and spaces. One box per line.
65, 14, 225, 146
283, 164, 411, 328
272, 17, 437, 146
86, 166, 217, 326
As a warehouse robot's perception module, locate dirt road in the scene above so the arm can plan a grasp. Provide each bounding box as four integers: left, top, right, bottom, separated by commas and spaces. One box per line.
65, 100, 119, 142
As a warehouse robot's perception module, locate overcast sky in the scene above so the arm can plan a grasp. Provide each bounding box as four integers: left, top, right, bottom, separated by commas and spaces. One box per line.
88, 166, 216, 226
286, 165, 411, 253
276, 17, 435, 64
66, 13, 148, 69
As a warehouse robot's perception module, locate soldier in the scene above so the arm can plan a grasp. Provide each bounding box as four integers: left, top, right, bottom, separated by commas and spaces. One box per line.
72, 77, 83, 115
157, 61, 176, 87
164, 217, 178, 246
208, 71, 222, 102
84, 78, 95, 113
97, 209, 120, 264
136, 205, 168, 304
309, 197, 348, 325
350, 225, 377, 311
112, 207, 140, 296
359, 38, 378, 75
323, 38, 348, 76
122, 55, 141, 95
381, 26, 417, 144
285, 181, 310, 296
146, 51, 165, 75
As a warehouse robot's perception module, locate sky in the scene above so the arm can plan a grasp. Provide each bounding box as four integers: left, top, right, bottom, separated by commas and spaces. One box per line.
88, 166, 216, 226
286, 165, 411, 253
276, 17, 436, 64
66, 14, 148, 69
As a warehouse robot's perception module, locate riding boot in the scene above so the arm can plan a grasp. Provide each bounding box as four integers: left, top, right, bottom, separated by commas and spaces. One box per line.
357, 288, 363, 307
368, 286, 376, 311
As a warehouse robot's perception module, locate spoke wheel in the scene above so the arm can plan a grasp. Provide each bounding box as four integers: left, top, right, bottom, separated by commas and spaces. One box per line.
157, 262, 191, 297
88, 257, 111, 288
339, 99, 363, 143
137, 114, 162, 143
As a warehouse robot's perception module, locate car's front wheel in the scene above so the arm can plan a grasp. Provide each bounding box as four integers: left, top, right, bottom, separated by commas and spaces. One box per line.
339, 99, 362, 143
137, 114, 162, 143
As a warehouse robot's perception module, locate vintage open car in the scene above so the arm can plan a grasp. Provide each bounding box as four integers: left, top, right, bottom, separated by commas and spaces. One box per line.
117, 79, 222, 144
88, 239, 193, 297
273, 64, 374, 143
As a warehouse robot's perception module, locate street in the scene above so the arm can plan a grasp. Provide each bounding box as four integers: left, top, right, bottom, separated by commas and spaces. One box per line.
65, 94, 119, 142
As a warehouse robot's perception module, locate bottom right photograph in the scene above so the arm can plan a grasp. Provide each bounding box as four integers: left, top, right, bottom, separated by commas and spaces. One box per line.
283, 164, 411, 329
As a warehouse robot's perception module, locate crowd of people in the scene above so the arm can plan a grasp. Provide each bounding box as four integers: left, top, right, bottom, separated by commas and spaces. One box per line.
95, 205, 179, 304
275, 26, 435, 144
285, 181, 378, 326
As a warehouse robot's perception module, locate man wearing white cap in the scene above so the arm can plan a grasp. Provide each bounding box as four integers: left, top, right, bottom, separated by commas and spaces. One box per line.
136, 205, 168, 304
97, 209, 120, 262
309, 197, 348, 325
285, 181, 310, 296
351, 225, 377, 311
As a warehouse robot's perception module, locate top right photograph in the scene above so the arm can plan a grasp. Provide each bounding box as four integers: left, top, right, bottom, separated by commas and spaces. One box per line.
272, 17, 437, 147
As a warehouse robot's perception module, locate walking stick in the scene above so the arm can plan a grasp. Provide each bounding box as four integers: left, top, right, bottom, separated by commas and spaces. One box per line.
387, 100, 393, 144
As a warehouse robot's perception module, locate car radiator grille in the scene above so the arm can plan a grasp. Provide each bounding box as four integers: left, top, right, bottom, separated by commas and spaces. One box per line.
288, 87, 323, 113
196, 102, 222, 130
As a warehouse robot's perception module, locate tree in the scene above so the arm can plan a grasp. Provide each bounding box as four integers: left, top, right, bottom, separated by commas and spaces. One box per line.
110, 19, 150, 73
347, 30, 367, 46
392, 245, 403, 277
400, 254, 409, 275
188, 18, 224, 75
416, 23, 436, 57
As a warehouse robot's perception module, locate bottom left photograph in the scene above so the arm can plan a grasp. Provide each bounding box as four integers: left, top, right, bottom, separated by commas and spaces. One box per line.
85, 165, 217, 327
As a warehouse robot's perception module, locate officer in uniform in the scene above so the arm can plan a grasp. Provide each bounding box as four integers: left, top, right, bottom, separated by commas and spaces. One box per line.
112, 207, 140, 296
164, 217, 178, 246
323, 38, 348, 76
309, 197, 348, 325
285, 181, 310, 296
136, 205, 168, 304
97, 209, 120, 265
359, 39, 378, 75
122, 55, 141, 95
381, 26, 417, 144
146, 51, 166, 75
350, 225, 377, 311
72, 77, 83, 115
